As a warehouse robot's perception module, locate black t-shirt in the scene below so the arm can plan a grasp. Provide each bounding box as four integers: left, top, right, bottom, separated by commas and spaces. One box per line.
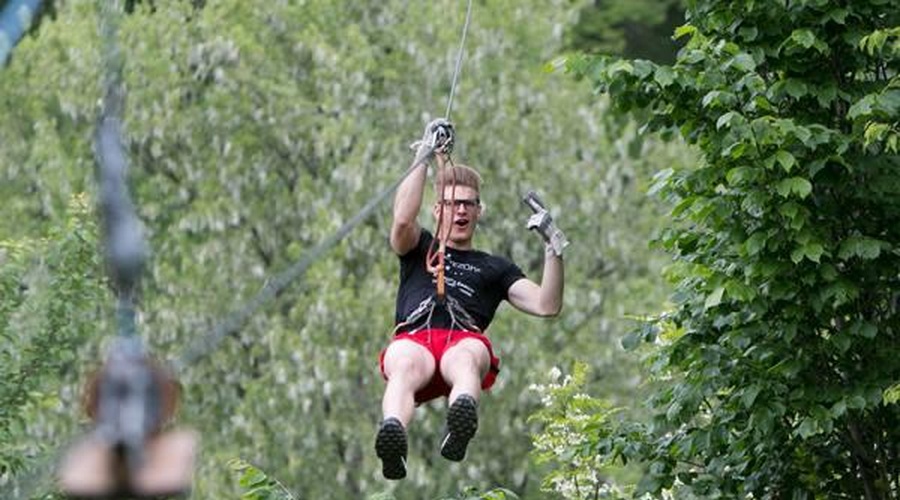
395, 230, 526, 332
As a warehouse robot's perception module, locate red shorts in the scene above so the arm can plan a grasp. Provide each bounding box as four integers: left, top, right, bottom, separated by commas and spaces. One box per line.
379, 329, 501, 404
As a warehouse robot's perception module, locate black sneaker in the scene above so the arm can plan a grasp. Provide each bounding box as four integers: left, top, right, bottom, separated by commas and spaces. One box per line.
375, 417, 408, 480
440, 394, 478, 462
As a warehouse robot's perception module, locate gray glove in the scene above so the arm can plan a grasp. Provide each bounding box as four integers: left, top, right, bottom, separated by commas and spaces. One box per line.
523, 191, 569, 257
409, 118, 455, 162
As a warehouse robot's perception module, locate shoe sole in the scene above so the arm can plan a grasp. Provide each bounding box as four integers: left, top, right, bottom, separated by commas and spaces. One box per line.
375, 420, 407, 480
440, 395, 478, 462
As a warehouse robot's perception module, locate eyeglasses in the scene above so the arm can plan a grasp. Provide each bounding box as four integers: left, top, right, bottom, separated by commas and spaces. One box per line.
439, 198, 480, 209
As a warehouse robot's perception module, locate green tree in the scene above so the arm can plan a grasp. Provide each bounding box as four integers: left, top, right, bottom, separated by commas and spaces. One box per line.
0, 194, 107, 484
529, 362, 639, 499
568, 0, 685, 64
571, 0, 900, 497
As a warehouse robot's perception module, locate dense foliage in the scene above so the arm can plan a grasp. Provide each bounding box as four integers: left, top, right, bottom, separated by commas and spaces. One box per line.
572, 0, 900, 497
0, 196, 106, 479
568, 0, 685, 64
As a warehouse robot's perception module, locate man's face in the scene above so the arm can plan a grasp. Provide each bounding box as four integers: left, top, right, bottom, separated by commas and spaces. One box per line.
433, 185, 481, 248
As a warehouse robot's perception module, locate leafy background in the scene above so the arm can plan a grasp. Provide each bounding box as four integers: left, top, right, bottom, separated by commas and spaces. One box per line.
4, 0, 895, 499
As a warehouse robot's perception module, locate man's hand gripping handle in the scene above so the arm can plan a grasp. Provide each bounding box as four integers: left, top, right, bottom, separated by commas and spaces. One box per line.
410, 118, 455, 165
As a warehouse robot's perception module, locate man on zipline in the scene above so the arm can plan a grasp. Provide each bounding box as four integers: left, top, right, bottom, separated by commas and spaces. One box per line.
376, 119, 567, 479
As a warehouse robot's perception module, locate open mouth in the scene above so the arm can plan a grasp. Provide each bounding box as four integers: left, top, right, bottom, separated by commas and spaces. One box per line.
453, 218, 469, 229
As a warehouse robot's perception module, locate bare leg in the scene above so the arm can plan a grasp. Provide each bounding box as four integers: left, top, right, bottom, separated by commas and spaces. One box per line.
438, 337, 490, 462
439, 338, 490, 405
381, 339, 435, 427
378, 339, 435, 479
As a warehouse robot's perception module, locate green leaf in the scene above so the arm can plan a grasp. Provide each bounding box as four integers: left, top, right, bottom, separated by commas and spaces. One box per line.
607, 59, 634, 76
654, 66, 676, 87
633, 59, 655, 78
884, 384, 900, 405
733, 53, 755, 71
784, 79, 808, 99
775, 150, 796, 172
723, 141, 749, 159
744, 232, 767, 256
860, 323, 877, 339
702, 90, 734, 108
726, 166, 757, 185
621, 330, 641, 350
837, 236, 882, 260
848, 95, 875, 119
859, 29, 888, 55
739, 26, 758, 41
674, 24, 697, 40
796, 417, 818, 438
828, 8, 849, 24
831, 332, 851, 353
775, 177, 812, 198
779, 201, 800, 221
791, 29, 817, 49
704, 286, 725, 310
725, 280, 757, 302
716, 111, 740, 130
741, 385, 761, 408
847, 395, 867, 409
864, 122, 889, 146
801, 243, 824, 263
831, 399, 847, 418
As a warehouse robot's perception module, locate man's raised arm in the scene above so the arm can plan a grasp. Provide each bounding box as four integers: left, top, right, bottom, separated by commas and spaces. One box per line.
390, 119, 453, 255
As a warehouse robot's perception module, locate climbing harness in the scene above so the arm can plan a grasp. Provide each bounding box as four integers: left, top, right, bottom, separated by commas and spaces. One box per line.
393, 293, 480, 337
445, 294, 480, 333
392, 296, 437, 335
58, 1, 195, 497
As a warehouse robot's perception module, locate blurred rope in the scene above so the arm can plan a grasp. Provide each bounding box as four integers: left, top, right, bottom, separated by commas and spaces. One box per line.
444, 0, 473, 120
0, 1, 149, 498
95, 0, 147, 336
0, 0, 42, 66
176, 0, 475, 370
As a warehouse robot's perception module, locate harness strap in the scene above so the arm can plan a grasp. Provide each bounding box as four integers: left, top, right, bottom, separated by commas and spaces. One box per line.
392, 296, 437, 335
445, 294, 480, 333
392, 292, 480, 337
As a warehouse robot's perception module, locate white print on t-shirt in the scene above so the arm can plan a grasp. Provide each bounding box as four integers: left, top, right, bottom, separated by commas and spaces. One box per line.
444, 277, 475, 297
450, 261, 482, 274
427, 253, 483, 298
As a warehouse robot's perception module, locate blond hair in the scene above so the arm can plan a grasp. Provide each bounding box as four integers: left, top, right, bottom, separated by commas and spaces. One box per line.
433, 164, 482, 195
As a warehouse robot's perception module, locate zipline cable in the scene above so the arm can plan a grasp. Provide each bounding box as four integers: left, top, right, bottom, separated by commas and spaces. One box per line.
176, 0, 474, 370
444, 0, 473, 121
176, 151, 430, 370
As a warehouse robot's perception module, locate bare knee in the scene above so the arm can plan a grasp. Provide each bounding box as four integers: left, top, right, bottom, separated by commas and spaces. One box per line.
440, 339, 489, 380
384, 340, 435, 385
